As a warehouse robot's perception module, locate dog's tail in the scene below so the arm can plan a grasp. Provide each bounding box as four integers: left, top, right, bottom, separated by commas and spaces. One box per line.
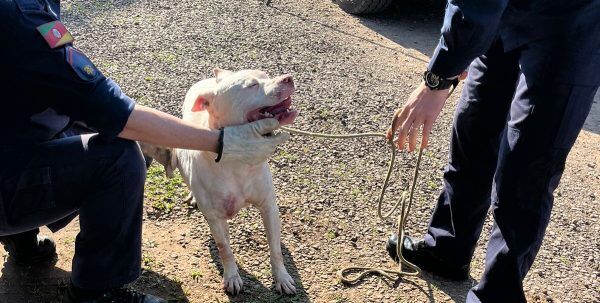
138, 142, 178, 178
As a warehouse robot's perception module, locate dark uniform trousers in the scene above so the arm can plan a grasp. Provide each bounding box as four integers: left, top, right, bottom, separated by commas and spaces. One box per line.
424, 28, 600, 302
0, 134, 146, 290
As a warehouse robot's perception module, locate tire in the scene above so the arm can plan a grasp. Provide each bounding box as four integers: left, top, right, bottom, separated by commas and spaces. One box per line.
334, 0, 394, 14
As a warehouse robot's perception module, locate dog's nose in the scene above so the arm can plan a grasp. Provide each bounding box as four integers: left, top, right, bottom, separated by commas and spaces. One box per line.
281, 74, 293, 85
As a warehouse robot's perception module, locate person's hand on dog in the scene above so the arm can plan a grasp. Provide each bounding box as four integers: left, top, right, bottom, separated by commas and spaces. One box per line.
222, 118, 290, 165
387, 71, 467, 151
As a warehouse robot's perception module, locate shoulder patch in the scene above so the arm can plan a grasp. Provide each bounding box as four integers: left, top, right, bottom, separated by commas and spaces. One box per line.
66, 46, 100, 81
37, 21, 74, 49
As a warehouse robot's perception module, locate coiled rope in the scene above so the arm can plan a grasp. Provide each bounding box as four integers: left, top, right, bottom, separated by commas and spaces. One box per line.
279, 125, 422, 284
280, 85, 457, 285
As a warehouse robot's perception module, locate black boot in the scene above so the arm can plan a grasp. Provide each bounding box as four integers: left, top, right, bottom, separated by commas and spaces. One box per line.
0, 228, 57, 266
387, 234, 470, 281
64, 282, 168, 303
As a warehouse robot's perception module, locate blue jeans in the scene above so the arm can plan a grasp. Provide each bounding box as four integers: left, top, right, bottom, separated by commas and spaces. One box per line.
0, 134, 146, 290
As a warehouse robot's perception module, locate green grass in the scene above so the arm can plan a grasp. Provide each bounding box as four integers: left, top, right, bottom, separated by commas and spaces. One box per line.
238, 208, 250, 218
144, 163, 188, 214
559, 256, 572, 266
274, 149, 298, 162
191, 270, 202, 282
153, 50, 178, 65
427, 179, 438, 190
142, 254, 156, 269
318, 108, 331, 119
325, 229, 338, 240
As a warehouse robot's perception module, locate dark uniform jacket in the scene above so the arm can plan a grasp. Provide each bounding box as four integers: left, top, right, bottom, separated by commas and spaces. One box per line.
0, 0, 134, 151
429, 0, 600, 80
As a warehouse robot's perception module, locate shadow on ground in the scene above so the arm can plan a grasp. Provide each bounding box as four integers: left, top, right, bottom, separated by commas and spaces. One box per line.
354, 0, 445, 57
338, 268, 474, 303
423, 273, 476, 303
267, 0, 443, 63
207, 239, 310, 303
0, 256, 188, 303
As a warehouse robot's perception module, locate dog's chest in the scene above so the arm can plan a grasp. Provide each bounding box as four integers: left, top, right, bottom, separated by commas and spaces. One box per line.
179, 150, 272, 219
218, 193, 244, 219
210, 177, 264, 219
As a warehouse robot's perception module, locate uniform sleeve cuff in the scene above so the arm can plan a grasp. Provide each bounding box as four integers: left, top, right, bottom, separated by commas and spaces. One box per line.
85, 78, 135, 140
427, 40, 470, 78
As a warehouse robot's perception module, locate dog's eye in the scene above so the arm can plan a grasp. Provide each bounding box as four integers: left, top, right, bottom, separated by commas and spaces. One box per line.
247, 82, 259, 88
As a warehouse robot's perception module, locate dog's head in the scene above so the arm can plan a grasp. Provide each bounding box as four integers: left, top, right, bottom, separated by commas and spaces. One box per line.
189, 69, 298, 128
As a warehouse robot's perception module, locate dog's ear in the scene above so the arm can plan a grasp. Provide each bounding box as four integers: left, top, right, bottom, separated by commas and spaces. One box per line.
191, 89, 214, 112
213, 68, 233, 82
191, 95, 209, 112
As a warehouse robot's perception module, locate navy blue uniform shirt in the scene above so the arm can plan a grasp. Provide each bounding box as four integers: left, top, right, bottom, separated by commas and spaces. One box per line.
0, 0, 135, 148
429, 0, 600, 78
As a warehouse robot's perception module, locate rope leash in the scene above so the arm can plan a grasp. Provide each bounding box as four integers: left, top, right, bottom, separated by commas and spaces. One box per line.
279, 126, 422, 284
280, 85, 458, 285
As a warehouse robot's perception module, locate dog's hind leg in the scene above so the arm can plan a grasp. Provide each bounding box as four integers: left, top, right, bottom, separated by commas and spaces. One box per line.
259, 197, 296, 294
206, 217, 243, 295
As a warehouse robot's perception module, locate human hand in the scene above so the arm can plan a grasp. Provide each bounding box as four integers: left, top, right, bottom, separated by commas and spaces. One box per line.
386, 72, 466, 151
221, 118, 290, 165
386, 82, 448, 151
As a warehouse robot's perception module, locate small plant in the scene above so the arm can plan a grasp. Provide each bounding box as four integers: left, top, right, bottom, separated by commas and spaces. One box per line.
238, 209, 249, 218
151, 200, 175, 212
275, 149, 298, 162
143, 239, 156, 249
191, 270, 202, 282
154, 51, 178, 64
559, 256, 572, 266
172, 276, 182, 285
427, 180, 438, 190
325, 229, 338, 240
142, 254, 155, 269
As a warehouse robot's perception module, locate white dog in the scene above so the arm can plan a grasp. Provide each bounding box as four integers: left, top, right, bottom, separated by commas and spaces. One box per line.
167, 69, 298, 295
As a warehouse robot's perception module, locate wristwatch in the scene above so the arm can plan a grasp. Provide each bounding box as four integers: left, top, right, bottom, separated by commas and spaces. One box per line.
423, 71, 459, 90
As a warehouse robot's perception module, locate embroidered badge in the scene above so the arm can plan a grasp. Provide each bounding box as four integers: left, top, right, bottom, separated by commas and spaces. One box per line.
66, 46, 99, 81
37, 21, 74, 49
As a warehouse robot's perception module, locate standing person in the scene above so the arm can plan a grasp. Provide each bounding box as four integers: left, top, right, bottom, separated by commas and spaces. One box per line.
386, 0, 599, 302
0, 0, 289, 302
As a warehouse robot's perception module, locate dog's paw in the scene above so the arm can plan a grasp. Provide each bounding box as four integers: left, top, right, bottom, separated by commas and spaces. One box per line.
184, 192, 196, 206
223, 273, 243, 295
274, 271, 296, 294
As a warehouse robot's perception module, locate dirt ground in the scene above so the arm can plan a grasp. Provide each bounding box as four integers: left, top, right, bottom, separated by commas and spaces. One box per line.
1, 0, 599, 302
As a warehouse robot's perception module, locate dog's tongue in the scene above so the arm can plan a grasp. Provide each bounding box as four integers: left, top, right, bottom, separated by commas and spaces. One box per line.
247, 96, 298, 126
275, 109, 298, 126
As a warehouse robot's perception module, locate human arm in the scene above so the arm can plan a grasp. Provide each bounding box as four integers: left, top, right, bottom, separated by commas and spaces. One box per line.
429, 0, 509, 78
118, 104, 220, 152
119, 105, 289, 165
388, 0, 509, 151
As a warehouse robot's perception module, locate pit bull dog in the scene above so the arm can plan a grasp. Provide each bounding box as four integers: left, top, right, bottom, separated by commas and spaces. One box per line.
171, 69, 298, 294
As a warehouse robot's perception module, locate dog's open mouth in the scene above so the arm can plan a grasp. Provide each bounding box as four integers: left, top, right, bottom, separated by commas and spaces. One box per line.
247, 96, 298, 126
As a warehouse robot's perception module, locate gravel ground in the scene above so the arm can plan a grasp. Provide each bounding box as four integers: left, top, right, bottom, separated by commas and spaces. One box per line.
1, 0, 599, 302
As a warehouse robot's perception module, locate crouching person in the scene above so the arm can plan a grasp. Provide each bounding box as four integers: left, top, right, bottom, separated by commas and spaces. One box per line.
0, 0, 289, 302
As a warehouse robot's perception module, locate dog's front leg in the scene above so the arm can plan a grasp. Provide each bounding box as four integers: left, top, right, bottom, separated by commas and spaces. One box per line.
259, 199, 296, 294
206, 217, 243, 294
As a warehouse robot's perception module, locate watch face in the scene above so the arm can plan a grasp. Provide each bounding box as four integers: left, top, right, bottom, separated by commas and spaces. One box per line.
425, 72, 440, 88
